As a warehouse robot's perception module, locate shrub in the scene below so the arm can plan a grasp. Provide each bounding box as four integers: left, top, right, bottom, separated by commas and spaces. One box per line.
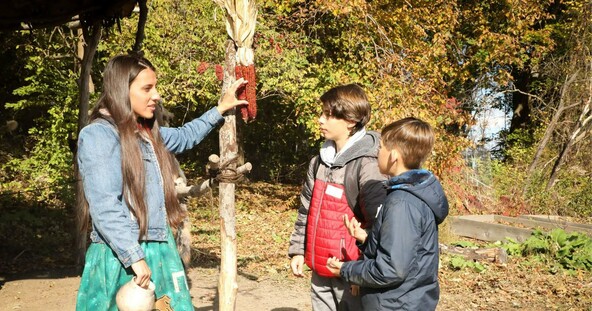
501, 229, 592, 273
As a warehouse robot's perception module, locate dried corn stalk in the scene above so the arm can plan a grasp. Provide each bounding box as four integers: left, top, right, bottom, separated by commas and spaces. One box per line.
214, 0, 258, 122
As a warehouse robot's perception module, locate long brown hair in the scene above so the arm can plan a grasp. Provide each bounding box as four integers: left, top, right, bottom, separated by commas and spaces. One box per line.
79, 54, 184, 239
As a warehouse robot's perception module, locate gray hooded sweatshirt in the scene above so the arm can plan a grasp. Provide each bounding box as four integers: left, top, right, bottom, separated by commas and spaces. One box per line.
288, 131, 387, 258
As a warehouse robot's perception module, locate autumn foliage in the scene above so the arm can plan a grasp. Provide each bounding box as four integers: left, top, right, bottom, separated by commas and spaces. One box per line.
1, 0, 591, 219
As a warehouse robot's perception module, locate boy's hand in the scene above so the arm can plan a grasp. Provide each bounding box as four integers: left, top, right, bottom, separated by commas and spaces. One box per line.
326, 257, 342, 277
290, 255, 305, 277
343, 215, 367, 243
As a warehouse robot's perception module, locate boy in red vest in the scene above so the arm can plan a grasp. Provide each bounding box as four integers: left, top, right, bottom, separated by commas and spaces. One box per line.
326, 117, 449, 311
288, 84, 386, 311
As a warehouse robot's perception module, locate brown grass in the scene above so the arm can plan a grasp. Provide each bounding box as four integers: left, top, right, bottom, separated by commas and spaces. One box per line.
187, 181, 592, 310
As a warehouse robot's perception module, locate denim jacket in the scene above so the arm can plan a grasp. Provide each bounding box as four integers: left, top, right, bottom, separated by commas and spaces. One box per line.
77, 107, 223, 268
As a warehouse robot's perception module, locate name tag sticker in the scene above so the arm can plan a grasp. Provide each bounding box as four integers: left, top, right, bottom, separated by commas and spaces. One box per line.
325, 184, 344, 199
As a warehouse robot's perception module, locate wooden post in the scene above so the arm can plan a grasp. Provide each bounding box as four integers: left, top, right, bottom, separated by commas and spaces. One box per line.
77, 20, 101, 133
218, 39, 239, 311
75, 20, 102, 268
214, 0, 257, 308
132, 0, 148, 52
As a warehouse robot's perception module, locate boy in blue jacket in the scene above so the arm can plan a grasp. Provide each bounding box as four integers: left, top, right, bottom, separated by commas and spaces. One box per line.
327, 117, 449, 311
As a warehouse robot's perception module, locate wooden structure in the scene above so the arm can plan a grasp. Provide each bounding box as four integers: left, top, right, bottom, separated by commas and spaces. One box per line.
4, 3, 258, 310
1, 0, 149, 267
450, 214, 592, 243
214, 0, 257, 310
446, 214, 592, 265
0, 0, 137, 31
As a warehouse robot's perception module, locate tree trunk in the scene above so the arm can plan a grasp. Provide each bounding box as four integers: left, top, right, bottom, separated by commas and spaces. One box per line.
524, 71, 579, 192
509, 68, 532, 134
74, 20, 102, 267
546, 57, 592, 190
218, 39, 239, 311
77, 20, 101, 133
547, 99, 591, 190
132, 0, 148, 53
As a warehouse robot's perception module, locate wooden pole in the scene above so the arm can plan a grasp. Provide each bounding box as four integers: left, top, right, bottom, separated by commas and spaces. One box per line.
77, 20, 101, 133
74, 20, 102, 268
132, 0, 148, 53
218, 39, 239, 311
214, 1, 256, 308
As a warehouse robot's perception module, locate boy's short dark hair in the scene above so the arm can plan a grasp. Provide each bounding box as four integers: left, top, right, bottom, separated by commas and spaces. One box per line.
381, 117, 434, 169
320, 84, 371, 133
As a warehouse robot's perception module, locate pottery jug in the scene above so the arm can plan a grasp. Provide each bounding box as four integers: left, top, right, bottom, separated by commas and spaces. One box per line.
115, 278, 156, 311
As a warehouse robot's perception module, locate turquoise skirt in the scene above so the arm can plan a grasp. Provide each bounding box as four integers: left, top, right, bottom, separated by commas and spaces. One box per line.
76, 229, 193, 311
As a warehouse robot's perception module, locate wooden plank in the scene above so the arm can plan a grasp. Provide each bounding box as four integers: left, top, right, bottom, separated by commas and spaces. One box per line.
494, 215, 564, 230
496, 215, 592, 235
449, 215, 592, 243
518, 215, 592, 232
454, 214, 496, 222
449, 216, 533, 242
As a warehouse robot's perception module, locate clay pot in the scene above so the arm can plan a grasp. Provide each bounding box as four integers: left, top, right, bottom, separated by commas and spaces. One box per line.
115, 278, 156, 311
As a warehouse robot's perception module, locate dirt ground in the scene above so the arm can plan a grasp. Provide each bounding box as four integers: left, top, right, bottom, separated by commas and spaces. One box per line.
1, 183, 591, 310
1, 263, 591, 311
0, 267, 311, 311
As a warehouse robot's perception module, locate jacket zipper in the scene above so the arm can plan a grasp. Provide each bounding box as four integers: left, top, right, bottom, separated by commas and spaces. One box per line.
311, 167, 331, 270
340, 237, 346, 261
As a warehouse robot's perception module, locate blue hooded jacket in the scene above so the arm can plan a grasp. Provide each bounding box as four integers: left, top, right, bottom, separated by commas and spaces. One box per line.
340, 169, 449, 311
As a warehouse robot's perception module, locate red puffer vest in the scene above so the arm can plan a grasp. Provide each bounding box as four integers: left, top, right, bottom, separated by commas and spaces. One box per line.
304, 179, 361, 277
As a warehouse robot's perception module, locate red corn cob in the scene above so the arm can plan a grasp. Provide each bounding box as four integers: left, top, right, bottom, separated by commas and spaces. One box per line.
215, 64, 224, 81
245, 64, 257, 120
197, 62, 209, 74
235, 65, 249, 122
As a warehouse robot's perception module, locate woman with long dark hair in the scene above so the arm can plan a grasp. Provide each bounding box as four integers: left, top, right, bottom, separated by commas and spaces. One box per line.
76, 54, 246, 310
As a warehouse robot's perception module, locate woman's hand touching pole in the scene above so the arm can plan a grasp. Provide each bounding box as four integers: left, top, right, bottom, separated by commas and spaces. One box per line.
217, 78, 249, 115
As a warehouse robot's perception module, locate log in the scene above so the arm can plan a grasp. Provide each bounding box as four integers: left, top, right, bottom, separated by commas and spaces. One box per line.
235, 162, 252, 175
439, 244, 508, 264
174, 155, 223, 199
449, 215, 533, 242
218, 39, 239, 311
208, 154, 220, 171
449, 215, 592, 243
175, 177, 213, 199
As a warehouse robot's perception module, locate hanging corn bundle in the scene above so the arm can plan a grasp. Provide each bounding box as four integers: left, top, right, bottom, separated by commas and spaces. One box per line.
215, 0, 258, 122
